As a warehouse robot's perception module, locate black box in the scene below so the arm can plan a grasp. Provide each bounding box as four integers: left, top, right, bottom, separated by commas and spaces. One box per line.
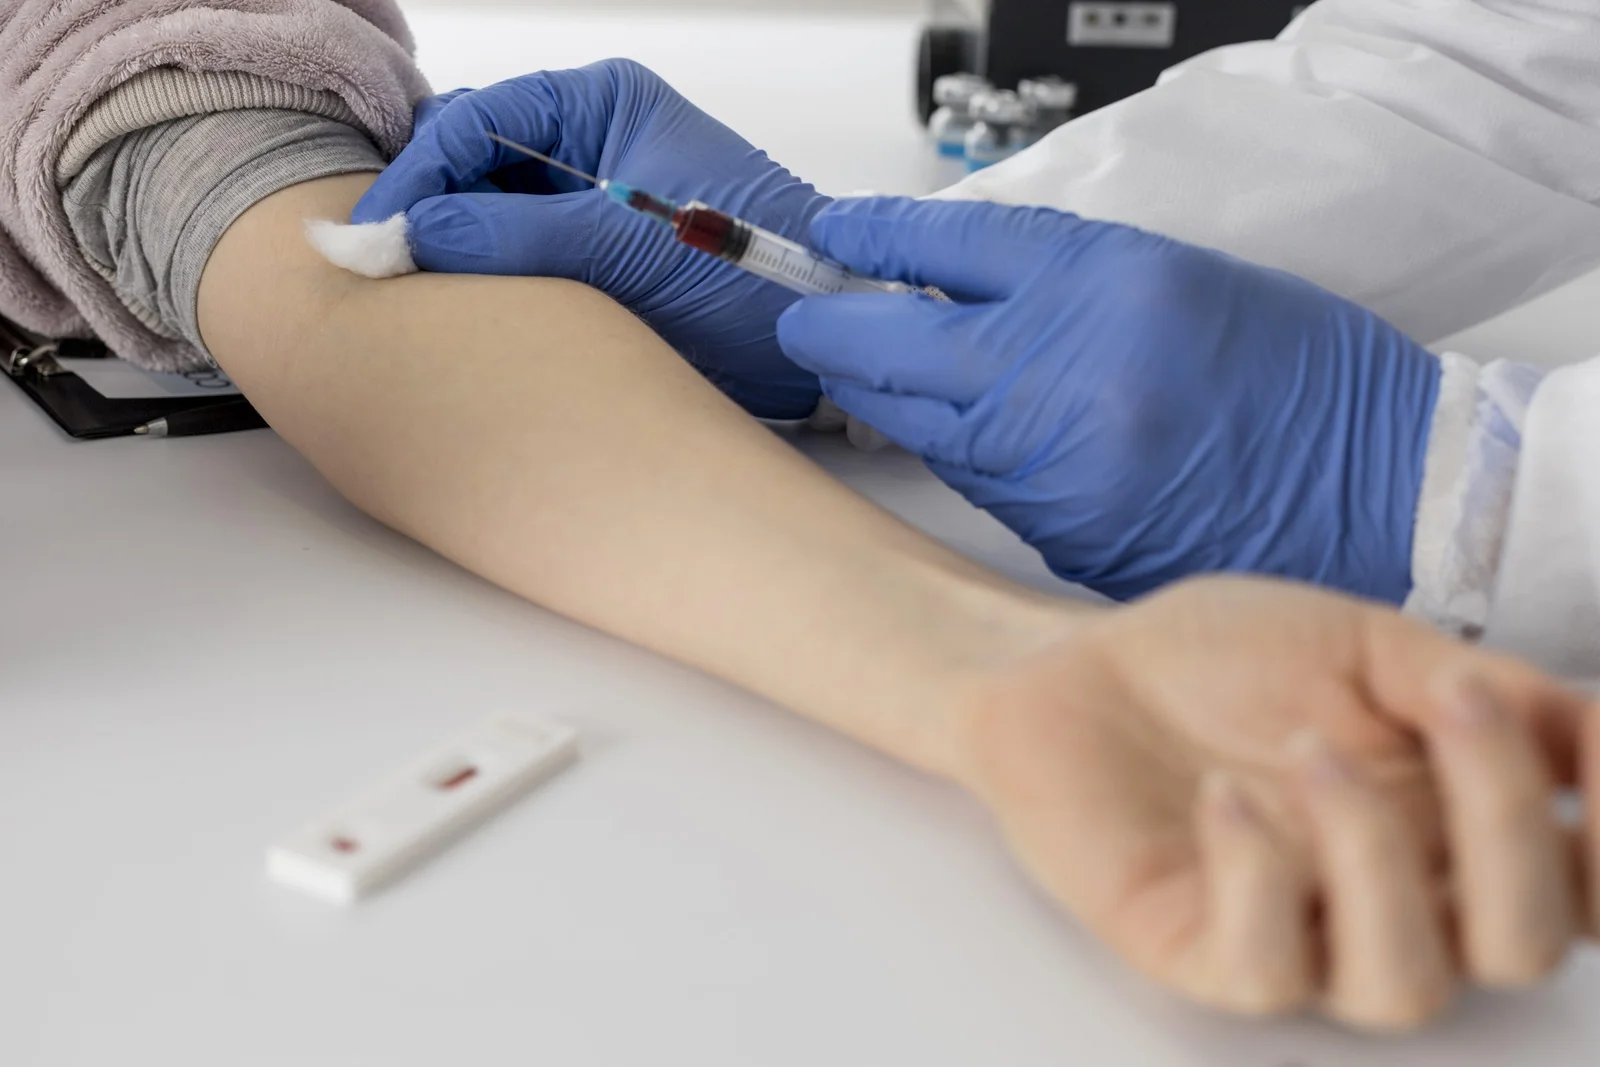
920, 2, 1306, 122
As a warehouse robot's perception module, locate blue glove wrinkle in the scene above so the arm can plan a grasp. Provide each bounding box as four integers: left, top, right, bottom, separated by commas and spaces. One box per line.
779, 197, 1441, 603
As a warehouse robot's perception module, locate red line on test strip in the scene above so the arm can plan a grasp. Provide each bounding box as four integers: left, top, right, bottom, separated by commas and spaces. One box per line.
437, 766, 479, 791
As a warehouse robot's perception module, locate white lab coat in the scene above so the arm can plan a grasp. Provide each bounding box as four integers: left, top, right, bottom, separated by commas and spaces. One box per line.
938, 0, 1600, 678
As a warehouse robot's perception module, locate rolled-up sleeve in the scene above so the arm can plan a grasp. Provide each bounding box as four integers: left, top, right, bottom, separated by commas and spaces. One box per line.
63, 105, 384, 362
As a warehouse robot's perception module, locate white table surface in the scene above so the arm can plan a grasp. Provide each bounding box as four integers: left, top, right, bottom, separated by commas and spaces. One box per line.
7, 6, 1600, 1065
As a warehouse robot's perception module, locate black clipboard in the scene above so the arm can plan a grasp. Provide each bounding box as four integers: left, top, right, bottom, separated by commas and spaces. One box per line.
2, 314, 265, 440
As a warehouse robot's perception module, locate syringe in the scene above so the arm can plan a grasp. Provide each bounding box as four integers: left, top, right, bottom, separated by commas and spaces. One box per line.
485, 133, 925, 299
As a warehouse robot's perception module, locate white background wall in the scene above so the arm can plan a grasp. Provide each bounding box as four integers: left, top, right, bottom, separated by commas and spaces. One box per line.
393, 1, 971, 199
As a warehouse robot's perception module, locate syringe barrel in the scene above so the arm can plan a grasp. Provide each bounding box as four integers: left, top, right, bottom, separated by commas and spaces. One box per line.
674, 202, 913, 297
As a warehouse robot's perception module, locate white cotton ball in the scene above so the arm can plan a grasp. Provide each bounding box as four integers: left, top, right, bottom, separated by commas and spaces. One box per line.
305, 214, 418, 279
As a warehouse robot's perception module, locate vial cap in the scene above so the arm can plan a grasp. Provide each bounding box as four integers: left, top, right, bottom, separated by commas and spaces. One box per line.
970, 89, 1036, 126
932, 73, 992, 108
1019, 76, 1079, 111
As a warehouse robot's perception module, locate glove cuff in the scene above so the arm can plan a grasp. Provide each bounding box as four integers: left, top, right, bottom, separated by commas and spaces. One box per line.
1406, 355, 1545, 637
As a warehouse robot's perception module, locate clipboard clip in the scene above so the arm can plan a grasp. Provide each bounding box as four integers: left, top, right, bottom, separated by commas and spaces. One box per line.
3, 314, 264, 439
3, 342, 65, 379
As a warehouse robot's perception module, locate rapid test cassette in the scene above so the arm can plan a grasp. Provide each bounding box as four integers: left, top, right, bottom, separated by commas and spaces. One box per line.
267, 714, 579, 904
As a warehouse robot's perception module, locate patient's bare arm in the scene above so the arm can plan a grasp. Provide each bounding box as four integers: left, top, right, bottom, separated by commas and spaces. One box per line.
198, 174, 1599, 1030
198, 173, 1081, 775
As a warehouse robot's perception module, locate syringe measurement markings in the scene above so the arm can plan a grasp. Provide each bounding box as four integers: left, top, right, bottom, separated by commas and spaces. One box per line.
744, 244, 847, 292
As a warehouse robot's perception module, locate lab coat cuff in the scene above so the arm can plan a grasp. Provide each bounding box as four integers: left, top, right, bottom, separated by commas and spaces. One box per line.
1406, 355, 1544, 638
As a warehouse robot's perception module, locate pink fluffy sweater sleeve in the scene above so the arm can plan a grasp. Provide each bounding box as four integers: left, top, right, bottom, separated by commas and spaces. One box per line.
0, 0, 429, 369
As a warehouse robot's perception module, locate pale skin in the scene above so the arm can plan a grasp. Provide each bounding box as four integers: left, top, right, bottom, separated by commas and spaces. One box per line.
198, 173, 1600, 1031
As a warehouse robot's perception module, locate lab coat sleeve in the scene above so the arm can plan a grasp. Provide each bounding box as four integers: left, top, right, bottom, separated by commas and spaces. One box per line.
1484, 356, 1600, 679
936, 0, 1600, 345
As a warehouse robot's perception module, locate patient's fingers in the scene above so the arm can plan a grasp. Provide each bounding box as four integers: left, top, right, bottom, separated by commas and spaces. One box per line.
1195, 772, 1314, 1016
1423, 676, 1576, 986
1290, 731, 1455, 1031
1358, 612, 1588, 785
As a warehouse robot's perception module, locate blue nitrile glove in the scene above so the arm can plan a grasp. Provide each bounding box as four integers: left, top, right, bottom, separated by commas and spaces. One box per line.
776, 198, 1442, 603
354, 59, 829, 419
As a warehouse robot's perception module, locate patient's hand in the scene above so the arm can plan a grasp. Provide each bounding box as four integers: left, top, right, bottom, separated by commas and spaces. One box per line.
955, 577, 1593, 1030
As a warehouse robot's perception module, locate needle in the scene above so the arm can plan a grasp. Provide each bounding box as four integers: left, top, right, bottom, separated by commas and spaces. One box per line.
485, 132, 603, 187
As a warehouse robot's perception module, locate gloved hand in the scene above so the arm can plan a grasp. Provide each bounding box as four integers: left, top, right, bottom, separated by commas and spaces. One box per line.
777, 198, 1442, 603
353, 58, 830, 419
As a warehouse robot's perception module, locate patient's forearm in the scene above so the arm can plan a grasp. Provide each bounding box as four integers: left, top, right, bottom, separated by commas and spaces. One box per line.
199, 175, 1082, 775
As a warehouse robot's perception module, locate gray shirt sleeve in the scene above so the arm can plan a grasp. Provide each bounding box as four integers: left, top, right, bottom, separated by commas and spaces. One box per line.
62, 108, 385, 362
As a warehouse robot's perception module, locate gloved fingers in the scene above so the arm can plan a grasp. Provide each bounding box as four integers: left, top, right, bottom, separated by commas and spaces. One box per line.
818, 380, 966, 464
412, 88, 475, 134
806, 197, 1092, 302
777, 294, 1002, 403
355, 64, 630, 224
405, 191, 601, 279
411, 90, 500, 197
525, 59, 674, 191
